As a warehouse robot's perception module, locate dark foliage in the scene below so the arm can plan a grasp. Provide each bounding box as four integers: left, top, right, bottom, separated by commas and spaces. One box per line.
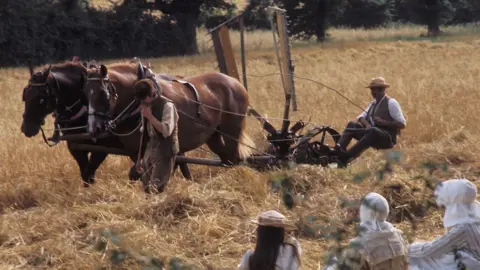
0, 0, 185, 67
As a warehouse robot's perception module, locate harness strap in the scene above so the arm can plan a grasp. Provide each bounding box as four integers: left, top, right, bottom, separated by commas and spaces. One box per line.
40, 126, 59, 147
172, 79, 202, 117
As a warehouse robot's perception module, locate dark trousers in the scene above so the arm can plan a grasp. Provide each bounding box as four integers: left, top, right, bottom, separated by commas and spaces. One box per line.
337, 121, 395, 162
141, 140, 176, 193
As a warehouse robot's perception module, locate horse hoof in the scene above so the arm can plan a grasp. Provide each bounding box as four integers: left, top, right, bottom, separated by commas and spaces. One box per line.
83, 178, 95, 188
129, 167, 141, 181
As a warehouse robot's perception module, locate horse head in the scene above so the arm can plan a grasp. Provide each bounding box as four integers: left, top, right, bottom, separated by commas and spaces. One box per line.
21, 60, 89, 138
21, 65, 56, 137
84, 64, 118, 137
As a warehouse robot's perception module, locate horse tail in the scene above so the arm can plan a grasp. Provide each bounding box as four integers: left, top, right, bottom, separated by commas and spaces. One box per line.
237, 112, 255, 160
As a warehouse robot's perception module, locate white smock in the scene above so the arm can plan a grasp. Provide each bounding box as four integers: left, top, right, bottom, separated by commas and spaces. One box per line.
323, 192, 408, 270
408, 178, 480, 270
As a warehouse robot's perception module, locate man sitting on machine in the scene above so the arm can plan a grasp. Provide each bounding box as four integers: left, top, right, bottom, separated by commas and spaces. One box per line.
335, 77, 406, 168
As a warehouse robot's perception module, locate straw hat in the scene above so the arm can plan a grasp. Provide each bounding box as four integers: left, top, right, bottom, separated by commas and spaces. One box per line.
250, 210, 296, 230
366, 76, 390, 89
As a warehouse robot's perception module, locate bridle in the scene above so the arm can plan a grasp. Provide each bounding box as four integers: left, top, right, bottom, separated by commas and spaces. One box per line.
24, 70, 88, 146
86, 73, 142, 133
86, 75, 118, 120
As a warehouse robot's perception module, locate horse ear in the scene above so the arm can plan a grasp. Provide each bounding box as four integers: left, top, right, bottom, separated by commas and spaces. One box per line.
100, 64, 108, 78
28, 65, 34, 76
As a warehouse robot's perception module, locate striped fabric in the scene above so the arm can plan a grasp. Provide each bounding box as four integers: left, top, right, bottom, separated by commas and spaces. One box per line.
408, 222, 480, 269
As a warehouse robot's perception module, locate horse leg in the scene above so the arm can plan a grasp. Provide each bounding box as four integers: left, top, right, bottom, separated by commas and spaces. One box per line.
218, 115, 253, 165
82, 151, 109, 187
206, 131, 232, 166
66, 142, 91, 187
173, 152, 192, 180
128, 152, 142, 181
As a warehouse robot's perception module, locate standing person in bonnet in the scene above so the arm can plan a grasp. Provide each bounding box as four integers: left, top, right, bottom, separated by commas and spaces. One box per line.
323, 192, 409, 270
238, 210, 302, 270
335, 77, 406, 167
134, 78, 179, 194
408, 178, 480, 269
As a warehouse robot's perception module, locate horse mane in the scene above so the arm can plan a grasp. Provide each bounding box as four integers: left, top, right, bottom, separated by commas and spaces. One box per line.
85, 61, 139, 84
37, 60, 86, 72
106, 62, 138, 73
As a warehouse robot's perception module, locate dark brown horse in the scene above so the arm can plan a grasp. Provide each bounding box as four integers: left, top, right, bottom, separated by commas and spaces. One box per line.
84, 62, 254, 168
20, 60, 131, 187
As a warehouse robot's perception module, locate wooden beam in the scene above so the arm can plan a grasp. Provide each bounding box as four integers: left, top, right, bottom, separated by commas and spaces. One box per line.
69, 143, 130, 156
211, 25, 239, 80
239, 16, 248, 91
276, 11, 297, 111
211, 29, 228, 75
58, 132, 110, 141
218, 25, 240, 80
174, 155, 275, 167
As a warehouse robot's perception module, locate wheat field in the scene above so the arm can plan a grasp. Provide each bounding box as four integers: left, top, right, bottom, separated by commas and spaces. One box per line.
2, 27, 480, 269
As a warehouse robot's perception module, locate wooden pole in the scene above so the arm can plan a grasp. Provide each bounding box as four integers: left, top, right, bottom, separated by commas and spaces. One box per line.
218, 25, 240, 80
207, 13, 243, 34
211, 29, 228, 75
69, 143, 130, 156
239, 16, 248, 91
211, 25, 240, 81
275, 10, 297, 112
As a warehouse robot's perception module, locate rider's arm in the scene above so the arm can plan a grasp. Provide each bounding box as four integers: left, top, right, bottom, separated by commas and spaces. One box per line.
408, 224, 468, 258
358, 117, 372, 128
357, 103, 373, 128
148, 102, 178, 138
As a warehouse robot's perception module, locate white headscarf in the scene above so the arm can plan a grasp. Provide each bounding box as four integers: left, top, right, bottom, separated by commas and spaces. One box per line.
359, 192, 395, 232
434, 178, 480, 228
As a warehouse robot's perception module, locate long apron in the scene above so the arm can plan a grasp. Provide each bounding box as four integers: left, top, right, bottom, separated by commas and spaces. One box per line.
141, 136, 176, 193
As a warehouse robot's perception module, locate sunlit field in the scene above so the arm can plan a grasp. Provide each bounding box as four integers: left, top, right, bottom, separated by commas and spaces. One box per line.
2, 24, 480, 269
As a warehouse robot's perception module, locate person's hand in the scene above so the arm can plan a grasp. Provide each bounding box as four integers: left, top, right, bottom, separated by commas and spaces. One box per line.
373, 116, 389, 126
141, 106, 153, 119
135, 161, 143, 173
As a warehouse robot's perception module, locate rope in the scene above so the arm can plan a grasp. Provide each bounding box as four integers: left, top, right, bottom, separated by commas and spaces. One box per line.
109, 121, 142, 137
246, 72, 368, 114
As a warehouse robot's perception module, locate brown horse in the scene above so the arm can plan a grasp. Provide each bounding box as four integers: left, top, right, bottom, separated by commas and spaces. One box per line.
84, 62, 254, 168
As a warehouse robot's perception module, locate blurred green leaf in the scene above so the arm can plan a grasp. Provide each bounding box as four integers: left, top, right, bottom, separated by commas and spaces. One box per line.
304, 215, 319, 222
387, 150, 402, 163
283, 191, 295, 209
102, 229, 121, 245
352, 171, 370, 183
150, 258, 164, 267
93, 238, 107, 252
110, 249, 128, 265
169, 257, 185, 270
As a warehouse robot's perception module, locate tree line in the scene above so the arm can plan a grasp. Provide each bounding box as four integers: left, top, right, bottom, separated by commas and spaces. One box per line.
0, 0, 479, 67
